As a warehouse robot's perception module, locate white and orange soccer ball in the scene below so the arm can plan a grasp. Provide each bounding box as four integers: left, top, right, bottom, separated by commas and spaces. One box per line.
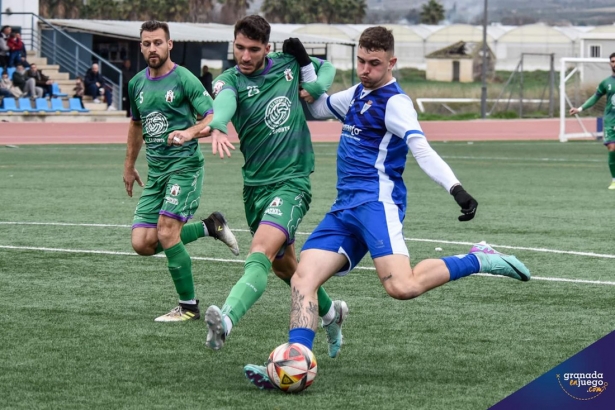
266, 343, 318, 393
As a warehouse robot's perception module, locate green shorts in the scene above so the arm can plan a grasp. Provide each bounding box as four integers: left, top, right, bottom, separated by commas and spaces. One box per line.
604, 124, 615, 145
243, 176, 311, 246
132, 166, 204, 228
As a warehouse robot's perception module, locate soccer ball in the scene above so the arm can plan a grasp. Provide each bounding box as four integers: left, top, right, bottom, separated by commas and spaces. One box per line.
266, 343, 318, 393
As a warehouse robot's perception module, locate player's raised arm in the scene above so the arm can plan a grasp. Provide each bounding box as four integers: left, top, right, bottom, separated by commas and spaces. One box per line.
385, 94, 478, 221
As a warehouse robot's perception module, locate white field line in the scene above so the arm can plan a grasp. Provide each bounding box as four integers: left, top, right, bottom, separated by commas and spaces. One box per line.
0, 244, 613, 286
1, 221, 614, 260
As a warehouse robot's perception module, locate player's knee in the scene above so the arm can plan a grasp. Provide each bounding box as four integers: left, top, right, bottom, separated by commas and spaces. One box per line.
384, 280, 421, 300
131, 240, 155, 256
290, 269, 316, 292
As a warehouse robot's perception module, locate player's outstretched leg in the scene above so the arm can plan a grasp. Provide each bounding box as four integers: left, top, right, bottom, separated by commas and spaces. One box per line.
470, 241, 531, 281
203, 212, 240, 256
205, 305, 227, 350
155, 300, 200, 322
244, 364, 277, 390
322, 300, 349, 358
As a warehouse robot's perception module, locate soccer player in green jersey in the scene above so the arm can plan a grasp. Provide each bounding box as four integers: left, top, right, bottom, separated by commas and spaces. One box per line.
122, 21, 240, 322
570, 52, 615, 190
198, 15, 348, 357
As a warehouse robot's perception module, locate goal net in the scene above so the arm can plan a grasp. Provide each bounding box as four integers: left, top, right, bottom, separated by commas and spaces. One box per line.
559, 57, 610, 142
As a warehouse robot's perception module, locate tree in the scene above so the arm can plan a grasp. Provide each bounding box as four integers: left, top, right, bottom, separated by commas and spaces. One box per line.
39, 0, 83, 18
219, 0, 252, 24
420, 0, 445, 25
262, 0, 365, 24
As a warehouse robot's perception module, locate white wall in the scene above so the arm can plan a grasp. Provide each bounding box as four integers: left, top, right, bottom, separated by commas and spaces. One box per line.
0, 0, 39, 31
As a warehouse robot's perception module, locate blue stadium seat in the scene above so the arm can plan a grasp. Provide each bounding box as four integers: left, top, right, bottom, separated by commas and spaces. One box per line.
51, 82, 68, 97
18, 98, 36, 112
35, 98, 53, 112
68, 98, 89, 113
0, 97, 22, 112
6, 67, 16, 79
0, 67, 3, 76
50, 97, 69, 112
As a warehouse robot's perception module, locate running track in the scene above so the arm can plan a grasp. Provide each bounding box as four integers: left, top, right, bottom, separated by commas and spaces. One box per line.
0, 118, 597, 144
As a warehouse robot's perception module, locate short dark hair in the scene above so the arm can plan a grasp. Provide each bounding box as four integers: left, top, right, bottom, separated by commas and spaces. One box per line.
359, 26, 395, 54
140, 20, 170, 40
610, 52, 615, 60
234, 15, 270, 44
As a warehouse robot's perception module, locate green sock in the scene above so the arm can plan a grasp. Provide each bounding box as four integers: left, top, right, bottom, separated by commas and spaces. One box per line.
164, 242, 195, 301
222, 252, 271, 325
154, 222, 205, 254
281, 278, 333, 318
608, 151, 615, 178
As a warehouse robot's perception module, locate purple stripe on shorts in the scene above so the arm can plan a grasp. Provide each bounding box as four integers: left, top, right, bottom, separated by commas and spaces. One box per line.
160, 210, 191, 222
132, 223, 157, 229
260, 221, 290, 244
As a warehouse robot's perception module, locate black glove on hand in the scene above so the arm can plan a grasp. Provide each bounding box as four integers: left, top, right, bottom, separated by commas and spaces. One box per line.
451, 185, 478, 222
283, 37, 311, 67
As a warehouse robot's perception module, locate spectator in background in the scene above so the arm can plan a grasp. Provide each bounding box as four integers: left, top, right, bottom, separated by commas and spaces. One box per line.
84, 62, 115, 110
120, 59, 134, 116
0, 71, 21, 98
26, 63, 53, 97
73, 76, 85, 108
0, 25, 9, 70
7, 32, 25, 67
12, 63, 42, 98
199, 65, 213, 96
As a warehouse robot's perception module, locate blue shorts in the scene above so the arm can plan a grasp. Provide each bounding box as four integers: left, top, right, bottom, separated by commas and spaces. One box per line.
302, 201, 409, 276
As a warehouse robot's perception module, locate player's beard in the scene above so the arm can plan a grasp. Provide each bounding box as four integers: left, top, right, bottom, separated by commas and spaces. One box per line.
238, 54, 266, 75
147, 53, 168, 70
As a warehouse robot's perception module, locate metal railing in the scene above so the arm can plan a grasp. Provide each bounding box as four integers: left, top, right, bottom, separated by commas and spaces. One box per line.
1, 12, 122, 109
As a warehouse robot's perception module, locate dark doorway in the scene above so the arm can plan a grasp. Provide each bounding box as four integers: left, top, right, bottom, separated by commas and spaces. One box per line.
452, 61, 460, 82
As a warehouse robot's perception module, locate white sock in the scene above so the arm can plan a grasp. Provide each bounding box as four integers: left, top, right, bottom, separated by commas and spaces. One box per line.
321, 303, 336, 326
179, 299, 196, 305
224, 316, 233, 336
202, 221, 210, 237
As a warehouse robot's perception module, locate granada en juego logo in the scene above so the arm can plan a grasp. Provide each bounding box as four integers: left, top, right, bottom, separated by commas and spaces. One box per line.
556, 371, 608, 400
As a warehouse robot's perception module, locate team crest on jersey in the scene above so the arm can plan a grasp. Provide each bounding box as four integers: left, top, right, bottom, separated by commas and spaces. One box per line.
269, 197, 283, 207
360, 100, 373, 114
170, 184, 181, 196
165, 90, 175, 103
213, 81, 225, 97
284, 68, 293, 81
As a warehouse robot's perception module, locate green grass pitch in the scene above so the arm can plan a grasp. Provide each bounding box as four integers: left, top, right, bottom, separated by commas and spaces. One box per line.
0, 141, 613, 409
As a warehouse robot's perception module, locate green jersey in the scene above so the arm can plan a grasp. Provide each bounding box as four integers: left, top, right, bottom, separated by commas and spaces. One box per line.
213, 52, 315, 186
583, 75, 615, 125
128, 64, 213, 176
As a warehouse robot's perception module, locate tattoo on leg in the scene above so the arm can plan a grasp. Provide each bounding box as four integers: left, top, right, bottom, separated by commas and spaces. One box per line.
381, 273, 393, 282
290, 287, 319, 331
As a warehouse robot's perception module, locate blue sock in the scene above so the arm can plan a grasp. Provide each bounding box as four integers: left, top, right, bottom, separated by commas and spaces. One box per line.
289, 328, 316, 351
442, 254, 480, 281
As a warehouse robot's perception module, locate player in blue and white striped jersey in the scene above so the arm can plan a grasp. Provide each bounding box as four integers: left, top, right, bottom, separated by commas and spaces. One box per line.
244, 27, 531, 390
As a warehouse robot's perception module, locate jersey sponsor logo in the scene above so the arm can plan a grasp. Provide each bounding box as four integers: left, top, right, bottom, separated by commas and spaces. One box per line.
170, 184, 181, 196
269, 197, 283, 207
360, 100, 373, 114
611, 94, 615, 106
165, 90, 175, 103
265, 96, 292, 130
213, 81, 225, 97
164, 196, 179, 205
284, 68, 293, 81
265, 207, 283, 216
143, 111, 168, 137
342, 123, 362, 136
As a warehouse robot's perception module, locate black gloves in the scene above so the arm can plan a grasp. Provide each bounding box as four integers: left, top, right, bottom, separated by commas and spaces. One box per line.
451, 185, 478, 222
283, 37, 312, 67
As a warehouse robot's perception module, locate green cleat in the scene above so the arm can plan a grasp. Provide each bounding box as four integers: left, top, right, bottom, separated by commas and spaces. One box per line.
470, 241, 531, 282
244, 364, 277, 390
323, 300, 349, 358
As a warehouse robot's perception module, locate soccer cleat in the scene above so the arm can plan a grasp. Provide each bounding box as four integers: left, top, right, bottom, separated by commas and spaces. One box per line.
154, 301, 200, 322
609, 181, 615, 190
244, 364, 277, 390
470, 241, 531, 282
205, 305, 227, 350
323, 300, 349, 358
206, 212, 240, 256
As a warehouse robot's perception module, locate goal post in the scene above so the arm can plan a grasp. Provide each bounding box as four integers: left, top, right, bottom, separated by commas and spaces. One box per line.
559, 57, 610, 142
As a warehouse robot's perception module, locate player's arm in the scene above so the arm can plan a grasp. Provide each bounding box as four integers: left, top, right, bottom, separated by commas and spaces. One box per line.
303, 84, 358, 121
570, 82, 606, 115
283, 38, 335, 101
199, 87, 237, 159
385, 94, 478, 221
123, 81, 144, 198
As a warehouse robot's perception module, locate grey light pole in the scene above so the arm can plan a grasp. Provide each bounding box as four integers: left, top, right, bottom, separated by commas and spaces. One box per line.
480, 0, 488, 118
